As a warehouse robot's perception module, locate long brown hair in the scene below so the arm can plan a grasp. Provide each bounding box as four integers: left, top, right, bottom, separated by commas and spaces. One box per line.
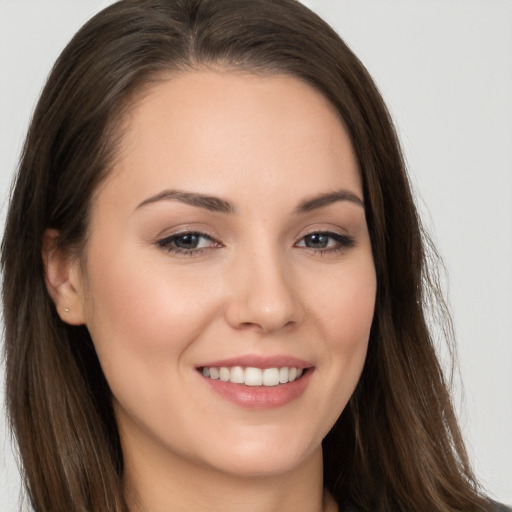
2, 0, 491, 510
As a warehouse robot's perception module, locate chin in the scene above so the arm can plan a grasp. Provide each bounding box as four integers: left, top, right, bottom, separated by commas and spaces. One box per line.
193, 429, 322, 479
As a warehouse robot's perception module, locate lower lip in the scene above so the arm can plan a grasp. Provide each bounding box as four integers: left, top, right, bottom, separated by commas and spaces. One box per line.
200, 369, 313, 409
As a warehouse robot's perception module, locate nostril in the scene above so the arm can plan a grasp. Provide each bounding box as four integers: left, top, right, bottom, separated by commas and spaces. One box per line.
224, 269, 303, 333
235, 319, 296, 333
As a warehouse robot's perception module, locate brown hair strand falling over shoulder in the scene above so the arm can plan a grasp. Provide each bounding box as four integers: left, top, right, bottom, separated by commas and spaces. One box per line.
2, 0, 491, 511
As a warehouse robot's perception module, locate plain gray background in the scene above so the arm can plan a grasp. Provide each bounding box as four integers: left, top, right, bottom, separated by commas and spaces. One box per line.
1, 0, 511, 509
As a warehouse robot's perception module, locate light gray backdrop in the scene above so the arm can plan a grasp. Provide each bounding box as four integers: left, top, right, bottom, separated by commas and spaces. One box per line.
1, 0, 511, 509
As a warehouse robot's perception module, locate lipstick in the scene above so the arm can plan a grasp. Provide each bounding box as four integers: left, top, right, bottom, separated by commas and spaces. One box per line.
196, 355, 314, 409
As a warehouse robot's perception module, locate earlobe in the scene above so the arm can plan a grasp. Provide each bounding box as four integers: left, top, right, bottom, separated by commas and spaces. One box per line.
42, 229, 86, 325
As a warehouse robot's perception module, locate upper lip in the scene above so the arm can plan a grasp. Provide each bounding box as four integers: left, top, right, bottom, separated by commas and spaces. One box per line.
197, 354, 313, 370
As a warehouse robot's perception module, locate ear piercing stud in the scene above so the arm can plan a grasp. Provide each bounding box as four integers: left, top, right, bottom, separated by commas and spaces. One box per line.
64, 308, 70, 313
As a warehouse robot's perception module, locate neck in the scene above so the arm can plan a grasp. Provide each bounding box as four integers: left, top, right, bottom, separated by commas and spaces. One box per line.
122, 434, 334, 512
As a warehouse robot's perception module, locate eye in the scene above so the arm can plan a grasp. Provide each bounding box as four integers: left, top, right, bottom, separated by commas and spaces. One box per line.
295, 231, 355, 252
156, 232, 221, 255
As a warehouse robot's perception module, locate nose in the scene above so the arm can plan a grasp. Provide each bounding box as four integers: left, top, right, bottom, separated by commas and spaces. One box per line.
224, 247, 303, 333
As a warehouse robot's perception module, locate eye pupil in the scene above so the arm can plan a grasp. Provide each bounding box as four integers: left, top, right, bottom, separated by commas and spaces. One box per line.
174, 234, 199, 249
305, 233, 329, 249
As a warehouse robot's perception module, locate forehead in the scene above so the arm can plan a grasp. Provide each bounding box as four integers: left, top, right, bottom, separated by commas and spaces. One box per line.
96, 70, 361, 213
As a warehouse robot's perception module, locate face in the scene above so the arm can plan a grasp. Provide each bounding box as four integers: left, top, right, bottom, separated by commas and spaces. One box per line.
70, 71, 376, 478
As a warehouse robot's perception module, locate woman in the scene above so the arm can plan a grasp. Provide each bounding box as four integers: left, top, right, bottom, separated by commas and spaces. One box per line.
1, 0, 506, 511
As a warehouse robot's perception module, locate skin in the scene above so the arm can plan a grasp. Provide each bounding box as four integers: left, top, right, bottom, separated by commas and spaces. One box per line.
45, 71, 376, 512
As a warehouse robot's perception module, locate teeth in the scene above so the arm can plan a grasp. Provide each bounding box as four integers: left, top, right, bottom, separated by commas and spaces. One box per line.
229, 366, 245, 384
245, 367, 263, 386
201, 366, 305, 386
262, 368, 279, 386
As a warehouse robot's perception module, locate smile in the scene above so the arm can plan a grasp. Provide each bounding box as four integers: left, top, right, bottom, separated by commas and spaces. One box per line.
201, 366, 305, 387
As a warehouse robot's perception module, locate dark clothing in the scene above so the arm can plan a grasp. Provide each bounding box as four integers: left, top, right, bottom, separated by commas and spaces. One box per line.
493, 502, 512, 512
343, 500, 512, 511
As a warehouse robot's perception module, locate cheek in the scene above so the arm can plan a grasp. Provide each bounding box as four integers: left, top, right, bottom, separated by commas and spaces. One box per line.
307, 259, 376, 416
80, 248, 214, 412
81, 248, 220, 425
84, 248, 215, 351
313, 259, 376, 349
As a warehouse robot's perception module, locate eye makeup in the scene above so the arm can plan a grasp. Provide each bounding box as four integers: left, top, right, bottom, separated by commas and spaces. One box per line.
156, 231, 222, 256
294, 231, 355, 255
155, 228, 356, 258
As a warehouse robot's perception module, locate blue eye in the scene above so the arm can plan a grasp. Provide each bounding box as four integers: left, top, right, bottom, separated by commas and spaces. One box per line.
296, 232, 355, 252
157, 232, 218, 254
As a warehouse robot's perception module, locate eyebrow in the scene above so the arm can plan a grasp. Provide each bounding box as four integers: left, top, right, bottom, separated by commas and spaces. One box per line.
136, 189, 235, 214
294, 190, 364, 213
135, 188, 364, 214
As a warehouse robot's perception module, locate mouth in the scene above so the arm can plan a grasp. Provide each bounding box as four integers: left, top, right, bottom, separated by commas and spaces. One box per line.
196, 357, 314, 409
199, 365, 306, 387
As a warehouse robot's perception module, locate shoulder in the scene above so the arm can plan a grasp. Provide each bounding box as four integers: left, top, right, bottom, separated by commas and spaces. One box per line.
340, 501, 512, 512
491, 502, 512, 512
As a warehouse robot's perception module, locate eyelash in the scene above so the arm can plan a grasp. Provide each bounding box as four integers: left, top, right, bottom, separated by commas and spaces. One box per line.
156, 230, 355, 256
156, 232, 220, 256
295, 231, 355, 254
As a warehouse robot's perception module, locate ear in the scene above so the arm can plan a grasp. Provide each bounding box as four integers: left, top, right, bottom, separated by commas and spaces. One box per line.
42, 229, 86, 325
